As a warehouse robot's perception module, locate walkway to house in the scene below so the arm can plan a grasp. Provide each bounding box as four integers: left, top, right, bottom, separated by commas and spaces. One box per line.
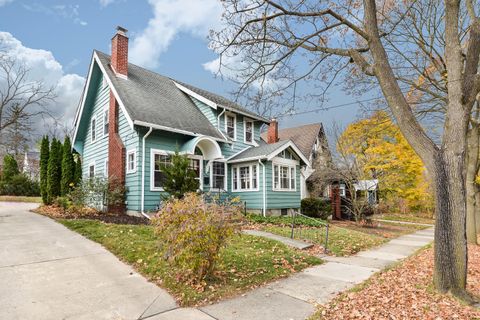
0, 202, 434, 320
243, 229, 314, 249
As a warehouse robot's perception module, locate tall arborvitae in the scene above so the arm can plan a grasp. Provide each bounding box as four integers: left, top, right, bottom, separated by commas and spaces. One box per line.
2, 154, 19, 182
61, 136, 74, 195
47, 138, 61, 201
40, 136, 50, 204
73, 153, 82, 186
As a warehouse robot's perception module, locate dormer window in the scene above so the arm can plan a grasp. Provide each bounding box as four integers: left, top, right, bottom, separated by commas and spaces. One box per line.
244, 119, 254, 143
225, 113, 236, 140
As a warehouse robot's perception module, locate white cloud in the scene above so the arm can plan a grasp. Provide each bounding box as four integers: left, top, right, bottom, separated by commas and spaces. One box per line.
0, 32, 85, 138
0, 0, 13, 7
130, 0, 223, 68
99, 0, 116, 7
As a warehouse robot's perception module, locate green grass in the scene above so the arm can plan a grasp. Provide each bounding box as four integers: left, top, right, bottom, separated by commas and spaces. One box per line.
376, 213, 434, 225
246, 213, 327, 227
262, 225, 387, 256
59, 219, 322, 306
0, 195, 41, 203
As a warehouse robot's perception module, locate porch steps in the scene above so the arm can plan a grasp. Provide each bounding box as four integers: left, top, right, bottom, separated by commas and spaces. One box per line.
242, 229, 314, 250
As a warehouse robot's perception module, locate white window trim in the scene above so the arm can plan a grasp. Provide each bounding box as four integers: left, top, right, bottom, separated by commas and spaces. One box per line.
126, 149, 137, 174
104, 159, 109, 177
103, 107, 109, 138
88, 161, 96, 179
272, 160, 297, 192
231, 163, 260, 192
210, 160, 227, 191
243, 118, 255, 144
150, 149, 204, 192
224, 112, 237, 141
91, 116, 97, 143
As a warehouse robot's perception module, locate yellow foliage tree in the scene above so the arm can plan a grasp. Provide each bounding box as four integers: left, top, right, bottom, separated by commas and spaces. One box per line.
338, 111, 433, 213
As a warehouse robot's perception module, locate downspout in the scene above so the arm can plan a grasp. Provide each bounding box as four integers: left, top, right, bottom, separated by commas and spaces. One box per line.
141, 127, 153, 218
258, 159, 266, 217
217, 107, 225, 130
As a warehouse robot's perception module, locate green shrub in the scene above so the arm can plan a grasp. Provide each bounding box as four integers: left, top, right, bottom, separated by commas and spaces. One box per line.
152, 193, 243, 284
47, 138, 62, 201
40, 136, 50, 204
301, 197, 332, 219
2, 154, 19, 182
68, 177, 126, 211
61, 136, 75, 196
159, 151, 199, 199
54, 196, 72, 213
0, 174, 40, 196
246, 213, 326, 227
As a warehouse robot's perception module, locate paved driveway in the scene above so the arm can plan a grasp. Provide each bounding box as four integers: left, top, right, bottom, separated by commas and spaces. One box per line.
0, 202, 177, 320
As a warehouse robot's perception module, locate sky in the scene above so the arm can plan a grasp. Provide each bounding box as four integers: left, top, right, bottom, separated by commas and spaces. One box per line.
0, 0, 366, 143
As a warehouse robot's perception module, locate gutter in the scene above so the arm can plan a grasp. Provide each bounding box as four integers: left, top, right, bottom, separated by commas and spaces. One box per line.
141, 127, 153, 219
258, 159, 266, 217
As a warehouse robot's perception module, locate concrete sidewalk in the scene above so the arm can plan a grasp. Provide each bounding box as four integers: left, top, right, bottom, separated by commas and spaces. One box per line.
0, 202, 177, 320
0, 202, 434, 320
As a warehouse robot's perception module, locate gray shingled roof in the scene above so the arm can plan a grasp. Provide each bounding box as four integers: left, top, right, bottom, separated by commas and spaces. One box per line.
229, 140, 290, 161
175, 80, 270, 123
261, 123, 322, 158
95, 51, 224, 140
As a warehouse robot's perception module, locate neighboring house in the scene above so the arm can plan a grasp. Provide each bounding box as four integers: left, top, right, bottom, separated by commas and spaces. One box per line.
22, 151, 40, 181
261, 123, 332, 199
72, 27, 310, 216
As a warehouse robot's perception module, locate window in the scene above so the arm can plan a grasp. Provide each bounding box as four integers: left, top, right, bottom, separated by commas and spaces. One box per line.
127, 150, 136, 173
339, 183, 346, 197
212, 161, 226, 190
225, 113, 236, 140
232, 164, 259, 191
152, 153, 171, 190
273, 163, 296, 191
89, 163, 95, 178
91, 117, 96, 143
103, 109, 109, 136
244, 119, 253, 143
104, 159, 108, 177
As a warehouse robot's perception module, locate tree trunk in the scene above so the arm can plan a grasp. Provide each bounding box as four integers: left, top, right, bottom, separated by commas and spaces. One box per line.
476, 186, 480, 235
433, 151, 468, 296
466, 124, 479, 244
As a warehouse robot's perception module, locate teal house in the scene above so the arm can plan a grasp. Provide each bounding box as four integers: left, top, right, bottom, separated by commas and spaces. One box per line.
72, 27, 310, 216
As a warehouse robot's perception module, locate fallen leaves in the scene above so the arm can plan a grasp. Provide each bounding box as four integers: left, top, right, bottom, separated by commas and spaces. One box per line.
313, 244, 480, 319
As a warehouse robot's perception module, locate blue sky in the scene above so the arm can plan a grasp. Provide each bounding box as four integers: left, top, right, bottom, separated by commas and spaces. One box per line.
0, 0, 364, 138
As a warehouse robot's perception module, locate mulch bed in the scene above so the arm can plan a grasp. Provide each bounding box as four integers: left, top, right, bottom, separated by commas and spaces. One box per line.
315, 243, 480, 319
33, 205, 150, 225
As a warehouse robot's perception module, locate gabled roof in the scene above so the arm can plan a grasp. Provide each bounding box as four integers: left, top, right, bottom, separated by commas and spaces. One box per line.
228, 139, 310, 166
175, 80, 270, 123
93, 51, 225, 140
261, 123, 323, 158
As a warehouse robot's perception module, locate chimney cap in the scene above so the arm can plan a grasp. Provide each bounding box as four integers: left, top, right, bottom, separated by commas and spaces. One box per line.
116, 26, 128, 36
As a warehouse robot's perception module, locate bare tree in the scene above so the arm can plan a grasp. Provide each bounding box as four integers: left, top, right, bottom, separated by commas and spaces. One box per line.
0, 54, 56, 145
210, 0, 480, 300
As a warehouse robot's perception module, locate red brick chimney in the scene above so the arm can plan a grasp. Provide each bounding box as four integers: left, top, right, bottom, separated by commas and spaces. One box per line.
111, 26, 128, 77
267, 119, 279, 144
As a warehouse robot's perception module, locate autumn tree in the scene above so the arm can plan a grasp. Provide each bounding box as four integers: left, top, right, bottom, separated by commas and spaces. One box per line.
210, 0, 480, 299
339, 111, 433, 213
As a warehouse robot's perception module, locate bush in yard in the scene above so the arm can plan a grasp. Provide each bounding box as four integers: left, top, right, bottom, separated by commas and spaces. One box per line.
40, 136, 50, 204
73, 153, 82, 186
68, 177, 126, 212
301, 197, 332, 219
159, 151, 199, 199
2, 154, 19, 182
152, 193, 243, 284
0, 174, 40, 196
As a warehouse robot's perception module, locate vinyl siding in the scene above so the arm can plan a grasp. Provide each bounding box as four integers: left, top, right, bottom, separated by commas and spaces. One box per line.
265, 161, 301, 209
191, 97, 217, 126
218, 111, 263, 158
228, 161, 265, 209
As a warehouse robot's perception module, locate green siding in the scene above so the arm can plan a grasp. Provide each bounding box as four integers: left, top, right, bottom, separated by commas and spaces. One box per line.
191, 97, 217, 126
265, 161, 301, 209
228, 161, 265, 209
120, 113, 140, 212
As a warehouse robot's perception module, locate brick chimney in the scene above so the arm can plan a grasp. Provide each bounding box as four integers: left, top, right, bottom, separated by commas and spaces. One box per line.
267, 119, 279, 144
111, 26, 128, 77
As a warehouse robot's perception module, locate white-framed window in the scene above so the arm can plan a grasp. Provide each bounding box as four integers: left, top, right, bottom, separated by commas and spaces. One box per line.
232, 163, 259, 192
104, 159, 108, 177
225, 113, 236, 140
150, 150, 203, 191
126, 149, 136, 174
103, 108, 109, 137
339, 183, 346, 197
211, 161, 227, 190
88, 162, 95, 179
273, 162, 296, 191
91, 117, 96, 143
244, 118, 254, 143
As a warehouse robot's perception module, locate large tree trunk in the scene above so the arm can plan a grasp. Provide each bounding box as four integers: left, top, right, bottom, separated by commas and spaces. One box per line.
433, 151, 468, 295
466, 125, 479, 244
476, 186, 480, 235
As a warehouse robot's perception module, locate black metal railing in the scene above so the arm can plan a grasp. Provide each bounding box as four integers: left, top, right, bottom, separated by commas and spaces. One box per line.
290, 211, 330, 253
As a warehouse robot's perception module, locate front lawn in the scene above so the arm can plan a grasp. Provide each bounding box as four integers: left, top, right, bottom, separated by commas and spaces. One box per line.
0, 195, 41, 203
59, 219, 322, 306
331, 219, 428, 239
310, 244, 480, 319
375, 213, 434, 225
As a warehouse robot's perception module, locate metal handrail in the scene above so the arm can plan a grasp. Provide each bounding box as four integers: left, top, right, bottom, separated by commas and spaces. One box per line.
290, 211, 330, 253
